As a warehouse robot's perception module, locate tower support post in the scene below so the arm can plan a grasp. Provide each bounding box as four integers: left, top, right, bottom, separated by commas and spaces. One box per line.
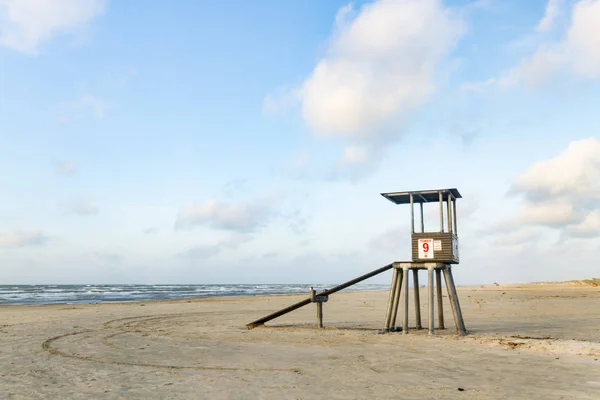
436, 269, 444, 329
383, 262, 466, 336
413, 269, 422, 329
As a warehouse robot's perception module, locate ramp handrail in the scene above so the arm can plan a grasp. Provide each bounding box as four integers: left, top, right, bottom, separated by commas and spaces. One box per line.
246, 262, 394, 329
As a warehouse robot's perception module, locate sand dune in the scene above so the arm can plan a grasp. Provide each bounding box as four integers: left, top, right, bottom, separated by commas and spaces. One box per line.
1, 283, 599, 399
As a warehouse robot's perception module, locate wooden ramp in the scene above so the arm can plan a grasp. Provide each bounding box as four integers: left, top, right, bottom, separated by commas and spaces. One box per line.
246, 263, 394, 329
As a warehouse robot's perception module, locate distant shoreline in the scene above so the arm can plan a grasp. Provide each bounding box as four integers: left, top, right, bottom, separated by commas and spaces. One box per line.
0, 283, 389, 307
1, 280, 597, 308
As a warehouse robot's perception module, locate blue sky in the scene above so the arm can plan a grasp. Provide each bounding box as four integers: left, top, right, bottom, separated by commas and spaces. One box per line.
1, 0, 599, 284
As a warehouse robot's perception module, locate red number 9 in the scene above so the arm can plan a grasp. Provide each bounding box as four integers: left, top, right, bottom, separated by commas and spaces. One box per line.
423, 242, 429, 252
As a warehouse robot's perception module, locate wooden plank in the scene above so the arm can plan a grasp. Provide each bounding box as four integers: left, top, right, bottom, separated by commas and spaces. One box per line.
402, 267, 409, 334
384, 268, 399, 331
428, 267, 435, 335
390, 270, 403, 329
413, 269, 422, 329
436, 269, 444, 329
444, 266, 467, 336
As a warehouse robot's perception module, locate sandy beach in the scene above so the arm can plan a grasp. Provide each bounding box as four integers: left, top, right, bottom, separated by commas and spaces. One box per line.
1, 283, 599, 399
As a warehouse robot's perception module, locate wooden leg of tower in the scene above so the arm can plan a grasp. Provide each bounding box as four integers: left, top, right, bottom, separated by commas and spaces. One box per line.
384, 268, 399, 331
442, 266, 460, 334
436, 269, 445, 330
413, 269, 422, 330
390, 270, 403, 330
402, 267, 410, 335
442, 265, 467, 336
428, 267, 434, 335
446, 266, 467, 335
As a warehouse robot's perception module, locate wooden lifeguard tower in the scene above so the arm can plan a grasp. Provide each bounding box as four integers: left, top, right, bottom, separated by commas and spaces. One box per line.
381, 188, 467, 336
246, 188, 467, 337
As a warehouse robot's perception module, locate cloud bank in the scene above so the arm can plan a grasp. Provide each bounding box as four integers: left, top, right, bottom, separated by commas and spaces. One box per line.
509, 138, 600, 238
468, 0, 600, 89
72, 199, 99, 216
0, 0, 106, 54
0, 231, 49, 248
175, 199, 274, 232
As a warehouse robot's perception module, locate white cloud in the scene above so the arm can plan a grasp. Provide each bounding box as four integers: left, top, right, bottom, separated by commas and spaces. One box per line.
175, 199, 274, 232
180, 245, 221, 260
94, 251, 124, 263
509, 137, 600, 238
0, 231, 49, 248
369, 226, 409, 251
456, 195, 480, 222
537, 0, 562, 32
281, 209, 308, 235
219, 233, 252, 249
327, 154, 383, 181
54, 160, 77, 175
467, 0, 600, 89
493, 226, 542, 247
565, 0, 600, 78
510, 138, 600, 200
341, 145, 370, 165
179, 234, 253, 261
268, 0, 465, 139
262, 85, 301, 116
518, 202, 580, 227
222, 179, 247, 198
501, 46, 566, 88
287, 151, 310, 171
72, 199, 99, 215
56, 93, 107, 123
80, 94, 105, 117
0, 0, 106, 55
112, 66, 138, 88
262, 251, 278, 259
460, 77, 498, 92
566, 210, 600, 238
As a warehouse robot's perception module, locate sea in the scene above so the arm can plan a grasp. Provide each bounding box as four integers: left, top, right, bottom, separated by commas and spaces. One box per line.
0, 283, 390, 306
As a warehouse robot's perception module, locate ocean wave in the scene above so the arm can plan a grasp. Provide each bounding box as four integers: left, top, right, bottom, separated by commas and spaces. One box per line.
0, 283, 390, 306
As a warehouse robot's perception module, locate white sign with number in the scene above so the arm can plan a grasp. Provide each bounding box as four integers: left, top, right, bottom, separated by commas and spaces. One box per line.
418, 238, 435, 259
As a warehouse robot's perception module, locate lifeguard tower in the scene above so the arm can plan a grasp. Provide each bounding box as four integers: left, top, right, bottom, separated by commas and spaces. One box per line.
381, 188, 467, 335
246, 188, 467, 337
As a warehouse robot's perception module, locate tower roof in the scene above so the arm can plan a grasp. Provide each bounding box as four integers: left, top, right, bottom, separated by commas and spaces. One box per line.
381, 188, 461, 205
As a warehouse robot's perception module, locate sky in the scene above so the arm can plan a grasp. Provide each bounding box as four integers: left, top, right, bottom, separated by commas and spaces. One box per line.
1, 0, 599, 285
